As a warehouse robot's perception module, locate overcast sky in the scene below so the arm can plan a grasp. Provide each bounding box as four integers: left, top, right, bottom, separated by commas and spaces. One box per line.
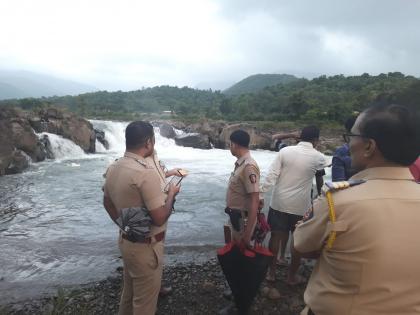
1, 0, 419, 91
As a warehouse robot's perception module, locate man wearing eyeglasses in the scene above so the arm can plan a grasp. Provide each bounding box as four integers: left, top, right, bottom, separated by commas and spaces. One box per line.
294, 104, 420, 315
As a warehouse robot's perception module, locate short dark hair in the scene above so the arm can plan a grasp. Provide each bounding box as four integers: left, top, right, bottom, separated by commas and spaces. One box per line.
344, 116, 357, 133
230, 129, 250, 148
300, 125, 320, 142
125, 121, 154, 150
359, 104, 420, 166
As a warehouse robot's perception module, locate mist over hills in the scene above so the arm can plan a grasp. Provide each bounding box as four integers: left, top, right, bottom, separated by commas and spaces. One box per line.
0, 70, 97, 100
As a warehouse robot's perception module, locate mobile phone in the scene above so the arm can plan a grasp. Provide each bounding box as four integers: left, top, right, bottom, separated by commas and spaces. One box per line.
164, 175, 184, 191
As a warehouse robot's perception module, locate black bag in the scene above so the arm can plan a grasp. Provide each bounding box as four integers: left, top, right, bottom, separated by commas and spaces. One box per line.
116, 207, 152, 241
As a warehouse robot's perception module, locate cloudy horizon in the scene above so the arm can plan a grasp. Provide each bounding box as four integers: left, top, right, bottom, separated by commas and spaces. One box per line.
1, 0, 419, 91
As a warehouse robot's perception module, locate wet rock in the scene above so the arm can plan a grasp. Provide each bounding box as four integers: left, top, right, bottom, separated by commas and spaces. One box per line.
174, 133, 211, 149
5, 149, 30, 175
37, 108, 96, 153
219, 123, 271, 150
159, 122, 176, 139
0, 107, 96, 175
94, 128, 109, 150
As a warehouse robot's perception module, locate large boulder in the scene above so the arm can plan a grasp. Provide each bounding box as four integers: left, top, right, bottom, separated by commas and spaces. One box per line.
37, 108, 96, 153
5, 149, 30, 175
9, 119, 41, 161
183, 120, 226, 148
218, 123, 271, 150
159, 122, 176, 139
0, 106, 96, 175
174, 133, 212, 149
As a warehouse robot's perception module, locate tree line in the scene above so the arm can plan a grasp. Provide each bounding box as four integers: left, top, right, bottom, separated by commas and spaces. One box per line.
1, 72, 419, 125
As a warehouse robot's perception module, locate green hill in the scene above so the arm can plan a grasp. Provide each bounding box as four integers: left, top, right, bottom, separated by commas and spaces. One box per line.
223, 73, 299, 95
1, 72, 419, 124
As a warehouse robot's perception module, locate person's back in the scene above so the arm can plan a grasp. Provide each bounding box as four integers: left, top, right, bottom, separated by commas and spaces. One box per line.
294, 104, 420, 315
269, 142, 328, 215
305, 168, 420, 314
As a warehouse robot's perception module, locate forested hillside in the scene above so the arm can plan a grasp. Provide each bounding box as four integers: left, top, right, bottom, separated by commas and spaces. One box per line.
1, 72, 419, 124
223, 74, 299, 95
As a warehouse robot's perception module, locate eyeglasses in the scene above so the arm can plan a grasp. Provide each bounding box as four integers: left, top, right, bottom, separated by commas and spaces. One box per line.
342, 133, 367, 143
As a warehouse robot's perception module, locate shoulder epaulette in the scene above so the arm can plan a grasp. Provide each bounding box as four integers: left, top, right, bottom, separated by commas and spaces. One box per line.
323, 179, 365, 249
323, 179, 365, 194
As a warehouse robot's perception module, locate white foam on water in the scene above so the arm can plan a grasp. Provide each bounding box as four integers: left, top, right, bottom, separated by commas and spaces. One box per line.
39, 132, 87, 161
95, 140, 107, 153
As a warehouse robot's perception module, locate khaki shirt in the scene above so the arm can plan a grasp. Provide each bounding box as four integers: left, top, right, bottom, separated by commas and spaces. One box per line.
103, 152, 166, 237
145, 150, 167, 191
226, 152, 260, 211
294, 167, 420, 315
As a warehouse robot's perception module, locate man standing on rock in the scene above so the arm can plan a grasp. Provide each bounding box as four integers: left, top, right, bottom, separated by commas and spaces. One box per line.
260, 126, 330, 285
225, 129, 261, 246
103, 121, 180, 315
294, 104, 420, 315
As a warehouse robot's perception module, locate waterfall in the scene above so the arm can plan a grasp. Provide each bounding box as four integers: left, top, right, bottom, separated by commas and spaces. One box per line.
39, 132, 86, 160
90, 120, 127, 153
90, 120, 184, 155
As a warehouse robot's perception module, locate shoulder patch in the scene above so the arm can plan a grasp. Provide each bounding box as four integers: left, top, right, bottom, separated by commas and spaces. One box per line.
249, 174, 257, 184
323, 179, 366, 194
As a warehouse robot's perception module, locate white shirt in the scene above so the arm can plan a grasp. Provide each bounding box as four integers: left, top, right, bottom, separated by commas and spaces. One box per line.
260, 142, 331, 216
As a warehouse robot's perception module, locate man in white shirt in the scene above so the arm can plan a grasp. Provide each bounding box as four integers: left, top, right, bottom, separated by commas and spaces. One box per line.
260, 126, 330, 284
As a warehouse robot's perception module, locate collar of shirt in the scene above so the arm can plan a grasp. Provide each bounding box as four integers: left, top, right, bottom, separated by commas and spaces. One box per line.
124, 151, 147, 163
235, 152, 251, 168
297, 141, 314, 148
351, 166, 414, 181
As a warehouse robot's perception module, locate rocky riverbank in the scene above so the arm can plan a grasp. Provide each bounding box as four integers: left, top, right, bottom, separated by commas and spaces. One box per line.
0, 106, 343, 176
0, 107, 97, 175
154, 120, 342, 153
1, 258, 314, 315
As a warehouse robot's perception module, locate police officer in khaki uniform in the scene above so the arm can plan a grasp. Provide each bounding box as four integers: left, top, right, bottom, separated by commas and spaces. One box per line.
294, 105, 420, 315
103, 121, 180, 315
225, 129, 260, 246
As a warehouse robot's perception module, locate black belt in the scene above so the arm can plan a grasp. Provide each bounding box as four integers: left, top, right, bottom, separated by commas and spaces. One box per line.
121, 231, 165, 244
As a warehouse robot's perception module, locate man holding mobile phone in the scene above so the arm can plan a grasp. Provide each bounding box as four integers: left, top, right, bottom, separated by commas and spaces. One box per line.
103, 121, 180, 315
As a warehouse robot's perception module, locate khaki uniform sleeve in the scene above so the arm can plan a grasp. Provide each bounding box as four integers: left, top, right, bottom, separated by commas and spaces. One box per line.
241, 164, 260, 194
294, 196, 330, 253
135, 170, 166, 211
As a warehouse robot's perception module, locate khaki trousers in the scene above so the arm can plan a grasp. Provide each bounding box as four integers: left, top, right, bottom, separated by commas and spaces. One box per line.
118, 236, 164, 315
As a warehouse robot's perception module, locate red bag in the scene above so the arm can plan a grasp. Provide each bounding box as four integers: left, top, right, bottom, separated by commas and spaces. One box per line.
252, 211, 271, 244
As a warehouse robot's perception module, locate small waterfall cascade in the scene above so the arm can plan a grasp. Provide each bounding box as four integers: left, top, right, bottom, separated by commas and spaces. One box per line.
38, 132, 86, 160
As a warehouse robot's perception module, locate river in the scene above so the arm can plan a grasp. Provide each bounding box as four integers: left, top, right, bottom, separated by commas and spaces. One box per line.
0, 120, 330, 303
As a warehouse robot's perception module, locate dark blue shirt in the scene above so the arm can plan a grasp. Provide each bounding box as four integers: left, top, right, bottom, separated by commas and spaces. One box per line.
332, 144, 353, 181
